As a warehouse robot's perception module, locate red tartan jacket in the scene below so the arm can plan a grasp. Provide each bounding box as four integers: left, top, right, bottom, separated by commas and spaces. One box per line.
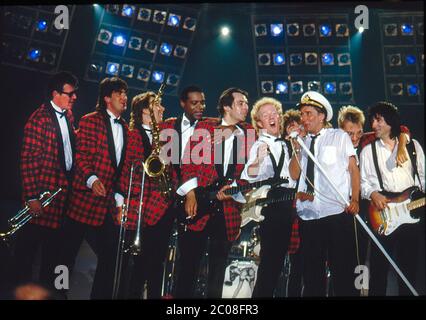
180, 118, 255, 242
67, 110, 128, 226
359, 125, 410, 150
20, 103, 76, 229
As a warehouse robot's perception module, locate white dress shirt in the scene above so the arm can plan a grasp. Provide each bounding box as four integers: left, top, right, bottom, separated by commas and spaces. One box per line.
360, 138, 425, 199
296, 128, 356, 220
142, 124, 153, 145
87, 109, 124, 189
240, 132, 296, 189
180, 113, 198, 163
51, 101, 72, 171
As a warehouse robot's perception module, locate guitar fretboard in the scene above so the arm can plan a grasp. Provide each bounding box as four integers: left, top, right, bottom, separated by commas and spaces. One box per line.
407, 197, 425, 211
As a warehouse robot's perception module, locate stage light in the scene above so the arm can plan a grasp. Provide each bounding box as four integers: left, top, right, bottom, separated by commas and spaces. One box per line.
221, 26, 230, 37
112, 34, 126, 47
88, 62, 103, 74
390, 83, 403, 95
128, 36, 142, 50
258, 53, 271, 66
275, 81, 288, 94
401, 23, 414, 36
336, 24, 349, 37
384, 23, 397, 36
388, 53, 401, 66
324, 82, 336, 94
121, 5, 135, 18
106, 62, 120, 75
173, 45, 188, 58
153, 10, 167, 24
305, 52, 318, 65
97, 29, 112, 44
27, 48, 41, 62
308, 81, 320, 92
303, 24, 316, 37
42, 50, 56, 65
254, 24, 267, 37
160, 42, 173, 56
144, 39, 157, 53
137, 68, 151, 82
106, 5, 120, 15
321, 53, 334, 65
152, 70, 165, 83
319, 24, 332, 37
166, 73, 180, 86
261, 81, 273, 94
137, 8, 152, 22
36, 20, 48, 32
290, 53, 303, 66
405, 54, 416, 65
287, 23, 299, 36
273, 53, 285, 65
418, 22, 424, 36
183, 17, 196, 31
270, 24, 283, 37
290, 81, 303, 94
339, 82, 352, 95
168, 14, 181, 27
121, 64, 134, 78
407, 84, 419, 96
337, 53, 351, 66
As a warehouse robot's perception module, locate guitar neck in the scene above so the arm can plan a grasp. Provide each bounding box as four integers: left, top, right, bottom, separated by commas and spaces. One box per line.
407, 197, 425, 211
223, 178, 285, 196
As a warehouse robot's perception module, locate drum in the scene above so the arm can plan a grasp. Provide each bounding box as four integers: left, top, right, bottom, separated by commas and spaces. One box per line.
222, 260, 258, 298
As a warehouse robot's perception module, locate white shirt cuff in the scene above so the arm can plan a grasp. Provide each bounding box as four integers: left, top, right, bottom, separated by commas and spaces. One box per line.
176, 178, 198, 196
230, 180, 246, 203
87, 175, 98, 189
115, 193, 124, 207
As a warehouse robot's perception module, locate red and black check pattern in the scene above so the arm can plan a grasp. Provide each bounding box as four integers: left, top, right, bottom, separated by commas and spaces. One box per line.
359, 125, 409, 150
67, 111, 128, 226
181, 119, 254, 241
287, 217, 300, 254
20, 104, 75, 229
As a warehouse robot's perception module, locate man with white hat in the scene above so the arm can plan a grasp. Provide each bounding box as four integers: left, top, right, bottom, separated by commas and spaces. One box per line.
288, 91, 360, 297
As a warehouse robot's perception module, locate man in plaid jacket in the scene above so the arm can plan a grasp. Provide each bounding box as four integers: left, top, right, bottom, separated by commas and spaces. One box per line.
16, 71, 78, 292
117, 86, 208, 298
174, 88, 254, 298
60, 77, 128, 299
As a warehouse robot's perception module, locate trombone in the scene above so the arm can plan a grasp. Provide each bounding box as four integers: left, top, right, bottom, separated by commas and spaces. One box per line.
112, 159, 146, 299
1, 188, 62, 241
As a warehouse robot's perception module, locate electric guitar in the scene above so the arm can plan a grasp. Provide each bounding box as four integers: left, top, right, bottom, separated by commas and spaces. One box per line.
176, 177, 289, 226
241, 185, 314, 227
368, 186, 425, 236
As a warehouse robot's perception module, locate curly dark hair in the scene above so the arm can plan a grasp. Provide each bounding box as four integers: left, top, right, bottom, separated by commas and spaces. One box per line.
367, 101, 401, 139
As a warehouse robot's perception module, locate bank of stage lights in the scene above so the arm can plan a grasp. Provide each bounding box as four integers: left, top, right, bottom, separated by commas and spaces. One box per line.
257, 52, 351, 66
383, 22, 423, 37
260, 80, 353, 95
255, 22, 350, 37
106, 5, 197, 31
389, 83, 420, 96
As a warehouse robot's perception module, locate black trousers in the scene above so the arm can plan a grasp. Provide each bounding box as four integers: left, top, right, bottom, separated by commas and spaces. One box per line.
252, 191, 295, 298
59, 213, 119, 299
369, 219, 425, 296
299, 213, 358, 297
12, 223, 63, 292
174, 212, 232, 299
127, 207, 175, 299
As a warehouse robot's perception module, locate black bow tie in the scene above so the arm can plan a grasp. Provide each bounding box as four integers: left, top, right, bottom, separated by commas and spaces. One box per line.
113, 118, 120, 124
144, 127, 152, 132
183, 118, 196, 127
55, 109, 67, 118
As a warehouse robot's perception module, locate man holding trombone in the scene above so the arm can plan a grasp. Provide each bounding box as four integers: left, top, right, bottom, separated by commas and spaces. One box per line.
13, 71, 78, 293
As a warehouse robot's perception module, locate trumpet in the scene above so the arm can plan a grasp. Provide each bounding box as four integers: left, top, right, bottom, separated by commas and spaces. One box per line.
112, 159, 146, 299
1, 188, 62, 241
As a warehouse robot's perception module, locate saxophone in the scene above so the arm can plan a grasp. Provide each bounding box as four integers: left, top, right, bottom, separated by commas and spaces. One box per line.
143, 83, 172, 198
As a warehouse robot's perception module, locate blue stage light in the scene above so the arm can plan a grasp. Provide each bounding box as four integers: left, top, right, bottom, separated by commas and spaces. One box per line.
168, 14, 180, 27
112, 34, 126, 47
276, 82, 288, 94
270, 24, 283, 36
407, 84, 419, 96
152, 71, 165, 83
273, 53, 285, 65
324, 82, 336, 94
27, 48, 41, 61
122, 5, 134, 17
320, 24, 331, 37
106, 62, 119, 75
321, 53, 334, 65
406, 54, 416, 65
160, 43, 172, 56
36, 20, 47, 32
401, 24, 413, 35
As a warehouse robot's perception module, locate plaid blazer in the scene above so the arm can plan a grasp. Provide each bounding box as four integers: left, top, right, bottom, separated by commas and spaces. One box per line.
20, 103, 76, 229
67, 110, 128, 226
180, 118, 254, 241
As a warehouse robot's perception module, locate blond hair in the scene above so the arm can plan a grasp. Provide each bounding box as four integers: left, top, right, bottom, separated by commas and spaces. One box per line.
338, 105, 365, 128
251, 97, 284, 133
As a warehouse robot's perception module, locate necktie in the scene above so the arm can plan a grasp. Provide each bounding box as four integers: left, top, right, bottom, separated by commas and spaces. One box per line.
305, 134, 319, 193
114, 118, 120, 124
55, 109, 67, 118
275, 137, 285, 142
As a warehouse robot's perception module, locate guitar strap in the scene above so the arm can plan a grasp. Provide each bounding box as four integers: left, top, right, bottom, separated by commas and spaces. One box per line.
269, 143, 285, 179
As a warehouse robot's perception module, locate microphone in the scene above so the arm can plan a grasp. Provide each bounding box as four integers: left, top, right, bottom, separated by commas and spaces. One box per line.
289, 131, 299, 139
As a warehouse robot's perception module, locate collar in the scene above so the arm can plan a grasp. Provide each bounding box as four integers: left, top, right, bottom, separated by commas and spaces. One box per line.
142, 124, 152, 132
309, 127, 326, 139
106, 109, 121, 122
259, 131, 280, 141
50, 101, 66, 114
182, 113, 197, 127
221, 119, 244, 136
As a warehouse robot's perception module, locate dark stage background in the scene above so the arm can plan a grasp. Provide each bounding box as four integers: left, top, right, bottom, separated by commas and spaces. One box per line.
0, 2, 424, 204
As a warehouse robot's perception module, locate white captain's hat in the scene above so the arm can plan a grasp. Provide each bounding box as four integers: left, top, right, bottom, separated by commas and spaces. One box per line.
297, 91, 333, 121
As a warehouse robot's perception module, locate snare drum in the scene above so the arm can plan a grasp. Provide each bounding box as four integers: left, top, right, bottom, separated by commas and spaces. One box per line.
222, 260, 258, 298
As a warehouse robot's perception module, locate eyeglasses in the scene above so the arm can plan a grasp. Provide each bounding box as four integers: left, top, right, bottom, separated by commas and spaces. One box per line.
60, 90, 78, 98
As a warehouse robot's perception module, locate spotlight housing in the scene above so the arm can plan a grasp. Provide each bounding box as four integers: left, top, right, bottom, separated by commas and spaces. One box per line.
137, 68, 151, 82
121, 64, 134, 78
273, 53, 285, 65
183, 17, 197, 31
290, 53, 303, 66
336, 24, 349, 37
168, 14, 181, 27
152, 70, 165, 83
388, 53, 402, 67
270, 24, 283, 37
153, 10, 167, 24
166, 73, 180, 86
305, 52, 318, 65
287, 23, 300, 36
319, 24, 332, 37
339, 82, 352, 95
261, 81, 273, 94
324, 82, 337, 94
97, 29, 112, 45
303, 24, 316, 37
254, 24, 267, 37
290, 81, 304, 94
407, 84, 419, 96
128, 36, 142, 50
337, 53, 351, 66
106, 62, 120, 76
390, 83, 403, 96
384, 23, 397, 36
308, 81, 320, 92
276, 81, 288, 94
321, 53, 334, 65
173, 45, 188, 58
258, 53, 271, 66
137, 8, 152, 22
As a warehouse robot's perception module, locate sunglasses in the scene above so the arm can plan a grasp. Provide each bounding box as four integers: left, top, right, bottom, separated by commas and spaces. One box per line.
60, 89, 78, 98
